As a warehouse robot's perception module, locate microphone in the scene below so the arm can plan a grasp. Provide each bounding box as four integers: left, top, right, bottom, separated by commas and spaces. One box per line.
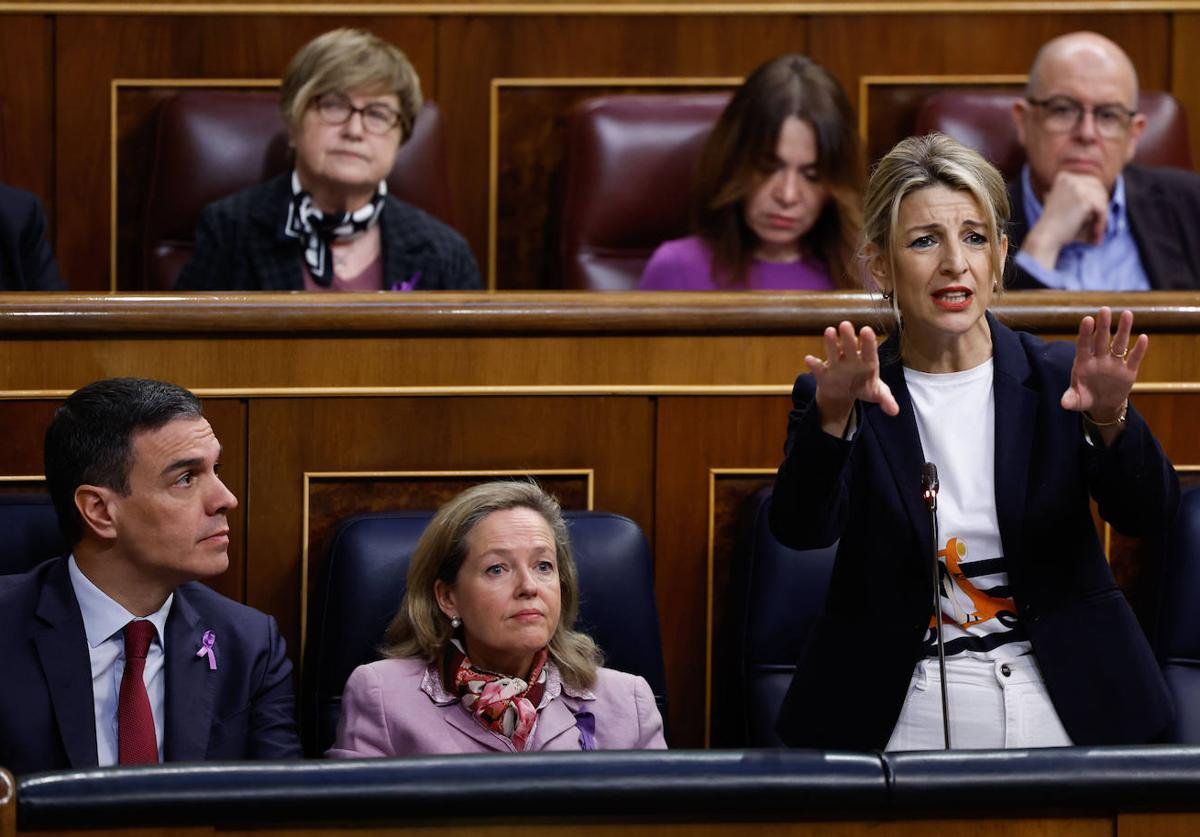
922, 462, 939, 511
921, 460, 951, 749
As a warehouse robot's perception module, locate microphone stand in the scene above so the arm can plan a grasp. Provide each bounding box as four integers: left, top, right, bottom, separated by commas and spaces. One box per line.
922, 462, 952, 750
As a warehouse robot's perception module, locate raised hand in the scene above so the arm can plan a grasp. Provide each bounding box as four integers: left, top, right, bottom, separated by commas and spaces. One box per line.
806, 321, 899, 437
1060, 307, 1146, 438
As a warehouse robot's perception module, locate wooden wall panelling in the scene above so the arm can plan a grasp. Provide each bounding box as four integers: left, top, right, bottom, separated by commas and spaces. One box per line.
1170, 15, 1200, 169
812, 12, 1170, 154
0, 401, 59, 476
0, 333, 821, 392
435, 14, 811, 290
0, 17, 54, 224
243, 395, 655, 709
654, 395, 794, 749
56, 16, 436, 292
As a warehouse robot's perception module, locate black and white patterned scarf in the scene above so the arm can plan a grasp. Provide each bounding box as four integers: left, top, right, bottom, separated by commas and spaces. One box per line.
283, 172, 387, 287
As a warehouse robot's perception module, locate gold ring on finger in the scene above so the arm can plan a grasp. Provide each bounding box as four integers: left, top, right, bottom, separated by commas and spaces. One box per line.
1109, 345, 1130, 361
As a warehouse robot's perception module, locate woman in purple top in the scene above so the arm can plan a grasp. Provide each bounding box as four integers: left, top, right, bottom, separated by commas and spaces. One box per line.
639, 55, 863, 291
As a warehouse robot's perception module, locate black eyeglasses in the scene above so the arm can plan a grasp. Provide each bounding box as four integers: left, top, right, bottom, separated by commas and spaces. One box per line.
312, 93, 401, 135
1025, 96, 1137, 139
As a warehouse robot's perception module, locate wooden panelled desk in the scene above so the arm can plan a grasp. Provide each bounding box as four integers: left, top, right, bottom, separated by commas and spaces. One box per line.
1, 291, 1197, 748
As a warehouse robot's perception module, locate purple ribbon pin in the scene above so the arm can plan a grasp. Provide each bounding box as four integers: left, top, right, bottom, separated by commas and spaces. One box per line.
573, 710, 596, 751
390, 271, 421, 292
196, 630, 217, 671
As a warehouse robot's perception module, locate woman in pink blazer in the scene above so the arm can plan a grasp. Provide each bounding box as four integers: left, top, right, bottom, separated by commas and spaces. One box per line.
327, 482, 666, 756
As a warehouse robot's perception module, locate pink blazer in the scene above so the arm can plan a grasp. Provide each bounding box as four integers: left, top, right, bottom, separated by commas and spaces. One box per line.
327, 656, 666, 756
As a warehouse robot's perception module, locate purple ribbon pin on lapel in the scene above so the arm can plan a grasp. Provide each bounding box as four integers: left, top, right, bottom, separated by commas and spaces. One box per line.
196, 630, 217, 671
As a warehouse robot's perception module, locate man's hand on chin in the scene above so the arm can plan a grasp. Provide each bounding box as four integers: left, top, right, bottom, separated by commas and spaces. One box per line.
1022, 170, 1110, 269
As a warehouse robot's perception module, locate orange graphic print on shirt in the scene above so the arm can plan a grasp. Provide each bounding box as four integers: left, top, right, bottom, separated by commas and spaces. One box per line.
928, 537, 1011, 628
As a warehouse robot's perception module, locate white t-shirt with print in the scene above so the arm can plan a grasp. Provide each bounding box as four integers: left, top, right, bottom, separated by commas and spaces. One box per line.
905, 358, 1031, 662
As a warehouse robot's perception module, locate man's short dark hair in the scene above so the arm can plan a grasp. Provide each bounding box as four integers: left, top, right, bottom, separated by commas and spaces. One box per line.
44, 378, 203, 545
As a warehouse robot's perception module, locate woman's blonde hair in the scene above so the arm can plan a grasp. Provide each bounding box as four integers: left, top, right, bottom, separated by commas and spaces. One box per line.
381, 481, 601, 690
280, 28, 422, 141
863, 133, 1010, 322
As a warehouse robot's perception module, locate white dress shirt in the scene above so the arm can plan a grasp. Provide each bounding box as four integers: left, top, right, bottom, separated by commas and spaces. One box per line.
68, 555, 172, 766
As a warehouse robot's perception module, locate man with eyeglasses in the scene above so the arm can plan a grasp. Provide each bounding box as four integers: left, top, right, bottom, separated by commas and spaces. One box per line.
1009, 31, 1200, 291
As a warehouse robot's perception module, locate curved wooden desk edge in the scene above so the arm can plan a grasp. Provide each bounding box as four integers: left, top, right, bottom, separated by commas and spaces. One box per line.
0, 291, 1197, 335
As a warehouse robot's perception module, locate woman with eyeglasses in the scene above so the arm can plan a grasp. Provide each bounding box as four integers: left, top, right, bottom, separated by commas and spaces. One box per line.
176, 29, 480, 292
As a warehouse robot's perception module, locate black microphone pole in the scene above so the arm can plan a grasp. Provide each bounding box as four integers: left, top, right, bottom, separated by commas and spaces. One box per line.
922, 462, 952, 750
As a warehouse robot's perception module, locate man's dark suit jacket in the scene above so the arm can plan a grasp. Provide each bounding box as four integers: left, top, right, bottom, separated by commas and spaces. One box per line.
0, 182, 65, 290
175, 173, 482, 291
769, 313, 1178, 750
0, 557, 302, 775
1007, 164, 1200, 291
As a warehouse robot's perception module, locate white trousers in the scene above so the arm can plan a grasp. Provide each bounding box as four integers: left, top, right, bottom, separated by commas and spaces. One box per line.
885, 654, 1073, 751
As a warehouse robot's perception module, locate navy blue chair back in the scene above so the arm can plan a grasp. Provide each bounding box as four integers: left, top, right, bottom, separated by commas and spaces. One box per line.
738, 487, 836, 747
1161, 485, 1200, 743
0, 493, 67, 576
304, 510, 666, 756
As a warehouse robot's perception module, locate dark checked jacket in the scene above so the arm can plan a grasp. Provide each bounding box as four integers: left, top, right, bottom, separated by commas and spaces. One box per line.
175, 173, 481, 291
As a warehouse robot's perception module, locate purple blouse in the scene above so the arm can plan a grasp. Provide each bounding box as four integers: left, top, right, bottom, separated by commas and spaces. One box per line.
638, 236, 833, 291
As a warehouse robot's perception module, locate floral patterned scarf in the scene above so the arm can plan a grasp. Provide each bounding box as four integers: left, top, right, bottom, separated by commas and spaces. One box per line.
445, 645, 549, 751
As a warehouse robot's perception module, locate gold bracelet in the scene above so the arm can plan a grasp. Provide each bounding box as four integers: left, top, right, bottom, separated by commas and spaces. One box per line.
1083, 400, 1128, 428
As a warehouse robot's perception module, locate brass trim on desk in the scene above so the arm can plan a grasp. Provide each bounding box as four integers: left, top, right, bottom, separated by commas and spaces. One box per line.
6, 2, 1200, 15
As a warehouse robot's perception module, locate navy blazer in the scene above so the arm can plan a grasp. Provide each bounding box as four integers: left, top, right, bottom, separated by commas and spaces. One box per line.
1007, 164, 1200, 291
0, 557, 302, 775
175, 174, 481, 291
0, 182, 64, 291
769, 314, 1178, 750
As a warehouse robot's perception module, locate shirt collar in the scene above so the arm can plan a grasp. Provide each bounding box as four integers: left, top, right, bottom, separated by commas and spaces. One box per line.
68, 554, 174, 650
1020, 164, 1127, 242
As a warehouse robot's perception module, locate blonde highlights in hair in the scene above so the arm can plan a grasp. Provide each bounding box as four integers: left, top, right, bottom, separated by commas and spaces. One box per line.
381, 481, 601, 690
863, 133, 1010, 317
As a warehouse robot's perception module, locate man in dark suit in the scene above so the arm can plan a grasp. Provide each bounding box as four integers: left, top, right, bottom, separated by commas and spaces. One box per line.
1008, 31, 1200, 291
0, 378, 301, 775
0, 181, 65, 290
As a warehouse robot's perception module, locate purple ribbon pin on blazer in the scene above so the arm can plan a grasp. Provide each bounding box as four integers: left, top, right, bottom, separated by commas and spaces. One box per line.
574, 710, 596, 751
196, 630, 217, 671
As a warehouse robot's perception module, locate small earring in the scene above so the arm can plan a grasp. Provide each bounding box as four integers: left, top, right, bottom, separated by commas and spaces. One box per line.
450, 616, 462, 628
881, 289, 893, 302
992, 279, 999, 292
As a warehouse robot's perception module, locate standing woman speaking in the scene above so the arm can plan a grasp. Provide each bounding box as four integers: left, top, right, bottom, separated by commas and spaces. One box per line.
769, 133, 1178, 750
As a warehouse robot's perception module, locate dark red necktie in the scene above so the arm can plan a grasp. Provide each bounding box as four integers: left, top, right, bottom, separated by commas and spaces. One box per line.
118, 620, 159, 765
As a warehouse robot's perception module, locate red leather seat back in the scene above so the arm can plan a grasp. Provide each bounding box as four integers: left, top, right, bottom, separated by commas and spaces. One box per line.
560, 93, 731, 291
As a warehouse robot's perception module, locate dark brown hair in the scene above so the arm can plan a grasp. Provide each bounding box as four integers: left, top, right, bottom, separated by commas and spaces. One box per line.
693, 54, 863, 288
